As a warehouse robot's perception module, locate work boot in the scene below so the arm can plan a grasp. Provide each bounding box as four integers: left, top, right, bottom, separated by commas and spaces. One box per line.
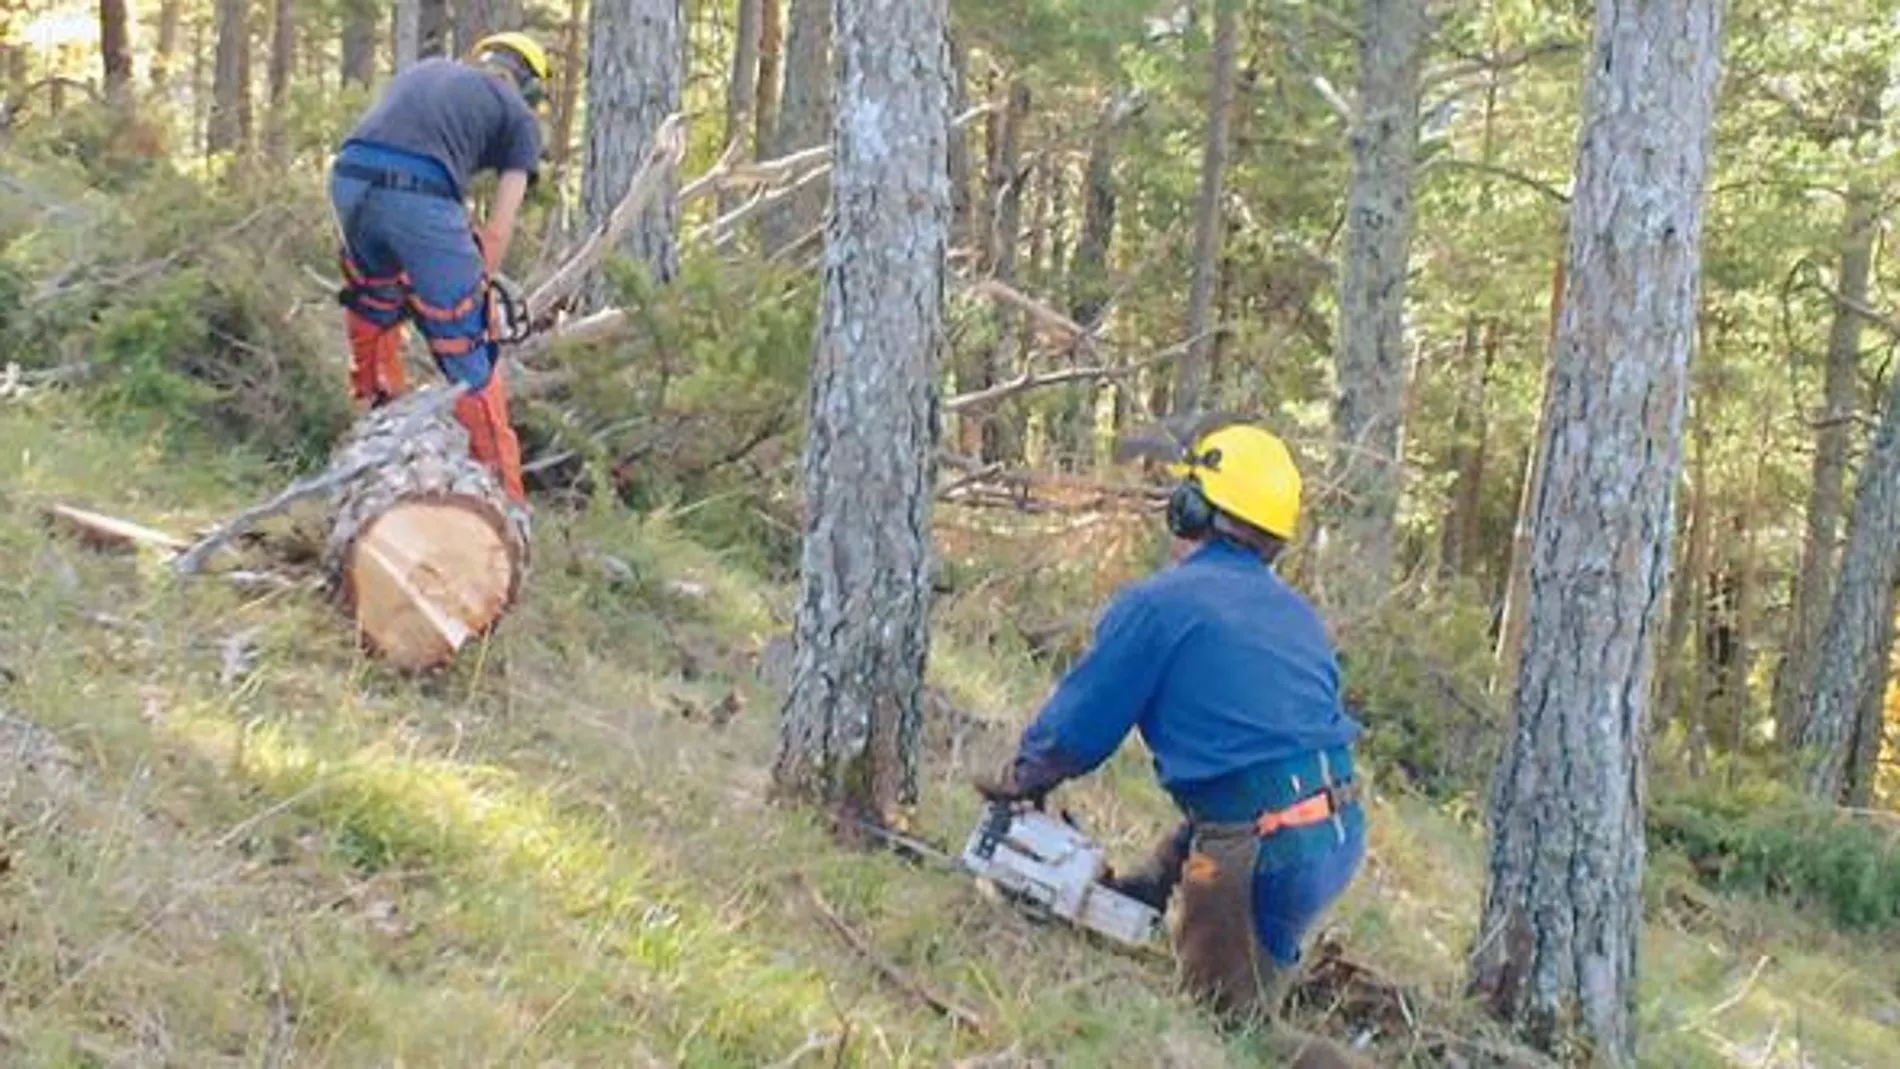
1103, 820, 1193, 910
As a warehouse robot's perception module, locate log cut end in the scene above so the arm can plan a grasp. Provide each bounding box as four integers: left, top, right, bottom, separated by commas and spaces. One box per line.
323, 387, 533, 673
343, 494, 521, 672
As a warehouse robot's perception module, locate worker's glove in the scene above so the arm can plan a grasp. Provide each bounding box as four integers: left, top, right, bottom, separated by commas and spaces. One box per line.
471, 226, 504, 275
970, 759, 1055, 809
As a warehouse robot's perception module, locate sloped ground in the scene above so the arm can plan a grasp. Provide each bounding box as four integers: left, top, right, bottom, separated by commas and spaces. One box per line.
1, 393, 1896, 1068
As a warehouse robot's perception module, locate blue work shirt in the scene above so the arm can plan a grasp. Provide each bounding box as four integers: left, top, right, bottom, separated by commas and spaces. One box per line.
1012, 538, 1362, 818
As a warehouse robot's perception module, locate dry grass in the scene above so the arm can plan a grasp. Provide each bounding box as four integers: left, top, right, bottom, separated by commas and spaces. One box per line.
1, 392, 1896, 1067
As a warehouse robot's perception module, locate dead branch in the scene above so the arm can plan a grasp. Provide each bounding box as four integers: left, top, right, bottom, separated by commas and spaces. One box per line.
943, 329, 1220, 413
1423, 38, 1579, 90
44, 503, 192, 555
800, 875, 988, 1036
961, 278, 1093, 350
1420, 156, 1571, 205
171, 385, 469, 576
524, 113, 688, 323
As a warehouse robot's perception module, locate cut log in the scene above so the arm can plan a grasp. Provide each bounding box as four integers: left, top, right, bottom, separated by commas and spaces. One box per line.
321, 388, 532, 672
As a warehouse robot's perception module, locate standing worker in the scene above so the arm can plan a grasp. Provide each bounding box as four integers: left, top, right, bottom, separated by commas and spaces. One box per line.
975, 421, 1366, 1029
327, 33, 550, 504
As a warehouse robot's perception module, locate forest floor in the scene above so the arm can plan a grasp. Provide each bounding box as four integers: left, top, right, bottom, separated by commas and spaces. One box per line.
2, 392, 1897, 1068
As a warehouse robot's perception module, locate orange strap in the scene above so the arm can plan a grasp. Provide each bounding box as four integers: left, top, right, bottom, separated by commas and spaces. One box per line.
1253, 781, 1357, 838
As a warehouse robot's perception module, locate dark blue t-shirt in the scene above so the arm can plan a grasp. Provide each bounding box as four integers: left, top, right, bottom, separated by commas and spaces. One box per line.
344, 58, 542, 197
1012, 539, 1362, 801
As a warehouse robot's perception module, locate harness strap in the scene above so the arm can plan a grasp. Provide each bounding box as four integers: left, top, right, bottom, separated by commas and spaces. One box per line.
1252, 779, 1358, 839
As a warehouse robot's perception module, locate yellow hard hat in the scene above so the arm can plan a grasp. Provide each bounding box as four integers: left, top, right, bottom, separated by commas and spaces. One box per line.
1165, 423, 1302, 541
472, 32, 551, 107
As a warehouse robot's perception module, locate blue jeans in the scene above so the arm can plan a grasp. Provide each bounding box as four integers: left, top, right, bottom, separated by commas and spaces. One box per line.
1252, 803, 1366, 965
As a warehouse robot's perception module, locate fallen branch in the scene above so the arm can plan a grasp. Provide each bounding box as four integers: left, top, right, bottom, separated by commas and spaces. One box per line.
799, 874, 988, 1036
170, 385, 469, 576
1674, 955, 1772, 1033
523, 113, 688, 324
43, 503, 191, 555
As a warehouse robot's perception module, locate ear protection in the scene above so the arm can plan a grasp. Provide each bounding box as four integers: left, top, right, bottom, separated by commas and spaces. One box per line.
1164, 447, 1221, 540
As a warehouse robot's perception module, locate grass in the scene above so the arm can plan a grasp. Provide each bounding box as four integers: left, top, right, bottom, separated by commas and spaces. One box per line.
1, 392, 1896, 1067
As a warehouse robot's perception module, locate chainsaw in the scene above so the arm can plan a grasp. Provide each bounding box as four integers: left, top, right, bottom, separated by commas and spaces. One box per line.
956, 800, 1167, 950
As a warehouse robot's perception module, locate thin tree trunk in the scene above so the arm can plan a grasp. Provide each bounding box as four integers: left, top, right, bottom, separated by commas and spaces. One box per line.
722, 0, 764, 217
394, 0, 421, 72
945, 30, 974, 252
1440, 317, 1496, 579
762, 0, 833, 253
1173, 0, 1239, 415
341, 1, 376, 88
207, 0, 249, 155
1658, 387, 1712, 756
549, 0, 587, 195
755, 0, 783, 157
775, 0, 950, 819
582, 0, 685, 296
266, 0, 295, 163
99, 0, 132, 105
419, 0, 450, 60
1055, 90, 1139, 471
1775, 145, 1881, 747
1466, 0, 1724, 1061
1324, 0, 1428, 613
457, 0, 524, 54
1493, 246, 1566, 692
1798, 359, 1900, 800
153, 0, 182, 90
974, 80, 1029, 464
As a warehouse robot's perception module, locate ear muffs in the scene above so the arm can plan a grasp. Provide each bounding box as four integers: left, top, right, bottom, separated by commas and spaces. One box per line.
1166, 477, 1215, 540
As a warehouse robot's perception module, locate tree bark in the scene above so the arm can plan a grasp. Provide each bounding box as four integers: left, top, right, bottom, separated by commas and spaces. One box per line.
99, 0, 132, 105
1844, 586, 1897, 806
1439, 317, 1496, 579
419, 0, 451, 60
1493, 246, 1567, 693
266, 0, 296, 163
153, 0, 182, 90
1774, 102, 1882, 747
775, 0, 950, 818
457, 0, 524, 54
1798, 371, 1900, 800
207, 0, 250, 155
548, 0, 587, 195
341, 0, 377, 88
394, 0, 421, 72
1173, 0, 1239, 415
1466, 0, 1724, 1062
763, 0, 833, 253
1325, 0, 1428, 611
583, 0, 685, 296
722, 0, 765, 216
755, 0, 784, 158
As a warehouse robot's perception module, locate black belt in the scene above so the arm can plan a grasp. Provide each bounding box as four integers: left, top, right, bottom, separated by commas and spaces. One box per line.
332, 160, 458, 200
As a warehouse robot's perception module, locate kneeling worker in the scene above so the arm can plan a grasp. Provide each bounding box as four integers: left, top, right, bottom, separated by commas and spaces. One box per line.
976, 422, 1366, 1025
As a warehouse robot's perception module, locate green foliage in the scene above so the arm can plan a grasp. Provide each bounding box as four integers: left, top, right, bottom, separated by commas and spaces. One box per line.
1650, 771, 1900, 932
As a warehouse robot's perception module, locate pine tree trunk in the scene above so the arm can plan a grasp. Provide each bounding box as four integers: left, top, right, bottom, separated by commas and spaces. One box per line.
99, 0, 132, 105
457, 0, 524, 54
1325, 0, 1428, 611
153, 0, 182, 90
322, 390, 532, 674
722, 0, 764, 217
207, 0, 249, 154
945, 30, 974, 250
419, 0, 450, 60
1775, 150, 1881, 747
762, 0, 832, 253
266, 0, 295, 163
973, 80, 1029, 464
341, 1, 376, 88
1493, 246, 1566, 693
582, 0, 685, 296
394, 0, 421, 72
1798, 368, 1900, 800
1054, 90, 1138, 470
775, 0, 950, 818
755, 0, 784, 157
1658, 388, 1712, 750
1844, 588, 1897, 805
548, 0, 587, 196
1173, 0, 1239, 415
1466, 0, 1724, 1061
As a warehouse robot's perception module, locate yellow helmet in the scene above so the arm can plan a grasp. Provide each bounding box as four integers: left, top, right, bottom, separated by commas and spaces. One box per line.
471, 32, 551, 106
1165, 423, 1303, 541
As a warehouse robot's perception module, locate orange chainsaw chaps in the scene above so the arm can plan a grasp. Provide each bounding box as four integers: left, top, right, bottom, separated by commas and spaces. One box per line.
454, 369, 526, 504
345, 310, 408, 406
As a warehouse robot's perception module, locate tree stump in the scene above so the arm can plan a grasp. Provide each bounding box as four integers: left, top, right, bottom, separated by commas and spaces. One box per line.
321, 388, 532, 672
